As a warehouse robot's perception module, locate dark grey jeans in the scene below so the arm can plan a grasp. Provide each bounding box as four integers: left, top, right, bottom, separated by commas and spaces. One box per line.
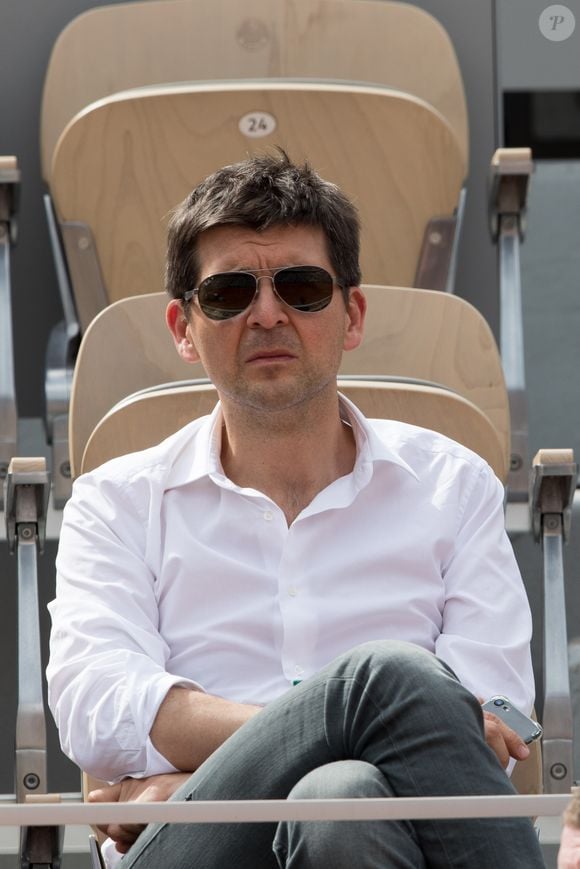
121, 641, 545, 868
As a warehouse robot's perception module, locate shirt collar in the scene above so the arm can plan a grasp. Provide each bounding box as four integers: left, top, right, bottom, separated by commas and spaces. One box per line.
337, 393, 419, 481
166, 391, 419, 490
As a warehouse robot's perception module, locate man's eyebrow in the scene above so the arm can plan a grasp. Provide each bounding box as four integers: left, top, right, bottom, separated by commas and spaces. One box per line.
203, 261, 309, 274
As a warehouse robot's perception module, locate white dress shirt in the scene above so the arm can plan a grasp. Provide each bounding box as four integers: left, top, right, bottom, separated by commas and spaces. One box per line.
47, 396, 534, 783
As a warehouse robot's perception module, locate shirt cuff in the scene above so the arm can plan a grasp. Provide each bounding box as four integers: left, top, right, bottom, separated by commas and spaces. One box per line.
138, 674, 205, 777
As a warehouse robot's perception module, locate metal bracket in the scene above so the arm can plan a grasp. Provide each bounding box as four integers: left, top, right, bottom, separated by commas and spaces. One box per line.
530, 449, 577, 544
20, 823, 63, 869
489, 148, 533, 243
0, 156, 21, 508
414, 186, 466, 295
43, 196, 80, 343
46, 218, 107, 507
44, 321, 75, 508
530, 448, 578, 793
414, 216, 457, 292
5, 458, 50, 556
50, 414, 72, 510
0, 155, 20, 245
60, 221, 109, 333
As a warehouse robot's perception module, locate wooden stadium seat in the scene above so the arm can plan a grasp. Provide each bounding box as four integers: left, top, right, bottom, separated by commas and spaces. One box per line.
70, 284, 508, 478
42, 0, 469, 504
50, 82, 465, 330
82, 379, 505, 480
41, 0, 468, 181
69, 293, 199, 478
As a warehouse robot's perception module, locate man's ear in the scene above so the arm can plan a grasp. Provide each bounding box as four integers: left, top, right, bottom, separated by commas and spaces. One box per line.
343, 287, 366, 353
166, 299, 201, 364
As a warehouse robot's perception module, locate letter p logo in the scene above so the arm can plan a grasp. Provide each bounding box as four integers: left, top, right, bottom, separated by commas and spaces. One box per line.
539, 5, 576, 41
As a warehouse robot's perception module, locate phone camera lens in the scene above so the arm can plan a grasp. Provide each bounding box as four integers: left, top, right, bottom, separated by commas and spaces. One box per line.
493, 698, 503, 707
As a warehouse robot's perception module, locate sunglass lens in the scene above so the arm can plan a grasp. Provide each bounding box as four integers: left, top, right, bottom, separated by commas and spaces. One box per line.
275, 267, 334, 312
198, 272, 256, 320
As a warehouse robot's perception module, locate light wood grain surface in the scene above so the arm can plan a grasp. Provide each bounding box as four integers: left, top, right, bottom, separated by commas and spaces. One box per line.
41, 0, 467, 178
82, 384, 217, 473
343, 285, 509, 459
69, 293, 197, 476
52, 81, 464, 326
533, 448, 574, 466
82, 380, 506, 479
70, 285, 508, 478
7, 456, 46, 475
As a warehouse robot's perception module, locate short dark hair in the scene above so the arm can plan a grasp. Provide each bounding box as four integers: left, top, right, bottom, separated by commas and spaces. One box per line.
165, 151, 361, 304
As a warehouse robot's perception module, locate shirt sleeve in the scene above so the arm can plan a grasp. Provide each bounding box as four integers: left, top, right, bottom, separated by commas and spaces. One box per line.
435, 462, 535, 718
46, 471, 202, 782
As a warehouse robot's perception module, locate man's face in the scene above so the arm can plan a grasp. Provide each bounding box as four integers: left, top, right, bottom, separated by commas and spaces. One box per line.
166, 223, 366, 415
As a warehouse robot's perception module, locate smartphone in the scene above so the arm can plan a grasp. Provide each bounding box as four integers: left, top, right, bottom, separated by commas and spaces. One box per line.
481, 695, 543, 744
88, 835, 106, 869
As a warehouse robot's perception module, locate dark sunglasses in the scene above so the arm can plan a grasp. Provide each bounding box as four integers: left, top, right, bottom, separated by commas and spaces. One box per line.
183, 265, 342, 321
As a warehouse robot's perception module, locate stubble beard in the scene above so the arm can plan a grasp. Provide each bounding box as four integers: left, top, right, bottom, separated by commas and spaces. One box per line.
215, 368, 338, 427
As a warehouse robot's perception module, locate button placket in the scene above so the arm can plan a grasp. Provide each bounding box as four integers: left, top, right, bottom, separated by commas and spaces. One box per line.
277, 522, 317, 685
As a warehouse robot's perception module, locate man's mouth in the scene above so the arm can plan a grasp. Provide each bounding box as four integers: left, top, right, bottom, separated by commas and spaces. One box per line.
245, 350, 297, 363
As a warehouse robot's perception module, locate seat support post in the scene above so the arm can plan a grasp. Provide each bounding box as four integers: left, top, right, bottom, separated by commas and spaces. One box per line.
4, 458, 63, 868
530, 449, 577, 792
489, 148, 533, 502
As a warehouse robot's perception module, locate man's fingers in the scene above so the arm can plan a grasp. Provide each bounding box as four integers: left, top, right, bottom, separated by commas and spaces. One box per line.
483, 714, 510, 768
483, 712, 529, 767
106, 822, 146, 852
88, 782, 123, 803
501, 721, 530, 760
94, 820, 146, 851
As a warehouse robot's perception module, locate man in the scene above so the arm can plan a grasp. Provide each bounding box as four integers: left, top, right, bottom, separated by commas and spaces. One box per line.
47, 152, 545, 868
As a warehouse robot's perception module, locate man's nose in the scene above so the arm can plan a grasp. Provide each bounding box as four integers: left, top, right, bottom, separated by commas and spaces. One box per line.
245, 276, 290, 328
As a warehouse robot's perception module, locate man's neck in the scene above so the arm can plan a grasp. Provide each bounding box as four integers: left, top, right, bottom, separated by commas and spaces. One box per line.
219, 393, 356, 525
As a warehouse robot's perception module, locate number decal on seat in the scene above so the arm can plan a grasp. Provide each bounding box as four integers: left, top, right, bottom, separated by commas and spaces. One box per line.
239, 112, 277, 138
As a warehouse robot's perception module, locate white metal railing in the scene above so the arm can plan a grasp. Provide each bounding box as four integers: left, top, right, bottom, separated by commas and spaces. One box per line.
0, 794, 571, 826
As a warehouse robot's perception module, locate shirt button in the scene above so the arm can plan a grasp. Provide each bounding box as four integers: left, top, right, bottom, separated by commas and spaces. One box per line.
263, 510, 273, 521
288, 586, 298, 597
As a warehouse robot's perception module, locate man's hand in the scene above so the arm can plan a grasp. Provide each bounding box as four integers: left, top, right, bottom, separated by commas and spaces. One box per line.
88, 772, 190, 853
482, 710, 530, 768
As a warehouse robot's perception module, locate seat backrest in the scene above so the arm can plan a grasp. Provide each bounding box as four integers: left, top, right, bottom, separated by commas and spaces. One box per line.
343, 285, 510, 460
51, 82, 465, 328
41, 0, 468, 180
69, 292, 198, 477
81, 380, 506, 480
69, 285, 509, 478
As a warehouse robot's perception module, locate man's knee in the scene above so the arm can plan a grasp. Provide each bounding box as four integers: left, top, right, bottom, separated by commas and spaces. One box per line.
322, 640, 481, 736
337, 639, 459, 689
287, 760, 389, 801
273, 762, 393, 867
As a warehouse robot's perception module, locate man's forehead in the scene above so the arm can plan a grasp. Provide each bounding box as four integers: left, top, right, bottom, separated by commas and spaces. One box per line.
196, 223, 330, 272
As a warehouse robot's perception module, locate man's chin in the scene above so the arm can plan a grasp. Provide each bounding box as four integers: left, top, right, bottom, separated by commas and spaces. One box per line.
219, 380, 331, 414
